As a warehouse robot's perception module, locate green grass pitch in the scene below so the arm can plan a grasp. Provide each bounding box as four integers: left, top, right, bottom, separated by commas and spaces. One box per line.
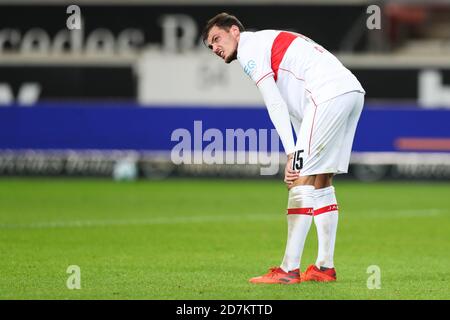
0, 178, 449, 300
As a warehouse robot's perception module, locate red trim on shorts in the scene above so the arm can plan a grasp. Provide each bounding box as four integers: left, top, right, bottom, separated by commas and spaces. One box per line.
305, 88, 316, 101
314, 204, 339, 216
287, 208, 314, 215
308, 96, 318, 156
271, 32, 297, 81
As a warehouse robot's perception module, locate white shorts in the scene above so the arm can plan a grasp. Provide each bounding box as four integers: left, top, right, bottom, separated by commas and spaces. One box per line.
295, 91, 364, 176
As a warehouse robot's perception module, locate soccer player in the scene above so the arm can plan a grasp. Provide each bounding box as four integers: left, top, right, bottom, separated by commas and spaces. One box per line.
202, 13, 365, 284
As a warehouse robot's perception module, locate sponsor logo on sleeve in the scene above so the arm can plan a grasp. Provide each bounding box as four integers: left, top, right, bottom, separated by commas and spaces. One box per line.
243, 60, 257, 78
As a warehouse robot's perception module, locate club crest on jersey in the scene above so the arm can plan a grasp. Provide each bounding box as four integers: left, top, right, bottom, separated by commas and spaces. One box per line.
244, 60, 256, 77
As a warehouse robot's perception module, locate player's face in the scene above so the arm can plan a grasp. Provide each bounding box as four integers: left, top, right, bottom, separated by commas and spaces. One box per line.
207, 25, 239, 64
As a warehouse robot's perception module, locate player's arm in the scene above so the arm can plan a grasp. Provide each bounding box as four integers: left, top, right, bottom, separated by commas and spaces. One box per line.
256, 75, 296, 156
237, 34, 295, 155
289, 115, 301, 141
257, 75, 299, 186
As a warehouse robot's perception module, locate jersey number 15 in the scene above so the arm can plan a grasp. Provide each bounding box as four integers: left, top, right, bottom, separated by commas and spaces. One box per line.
291, 149, 304, 171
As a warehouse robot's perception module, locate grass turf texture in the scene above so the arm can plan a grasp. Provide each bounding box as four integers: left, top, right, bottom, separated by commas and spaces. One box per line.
0, 178, 449, 300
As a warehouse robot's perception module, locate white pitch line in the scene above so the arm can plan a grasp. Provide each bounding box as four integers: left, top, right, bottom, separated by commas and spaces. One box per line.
0, 213, 281, 230
394, 209, 447, 217
0, 209, 446, 230
363, 208, 447, 218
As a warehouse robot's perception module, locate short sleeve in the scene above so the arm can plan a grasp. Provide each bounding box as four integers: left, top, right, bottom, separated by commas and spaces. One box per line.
237, 34, 274, 86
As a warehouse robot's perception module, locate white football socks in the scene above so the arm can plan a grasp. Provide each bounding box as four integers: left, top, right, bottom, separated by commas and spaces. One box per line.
280, 185, 315, 272
313, 186, 339, 269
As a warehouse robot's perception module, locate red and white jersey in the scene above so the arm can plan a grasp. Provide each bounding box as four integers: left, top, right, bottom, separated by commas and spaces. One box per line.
237, 30, 365, 120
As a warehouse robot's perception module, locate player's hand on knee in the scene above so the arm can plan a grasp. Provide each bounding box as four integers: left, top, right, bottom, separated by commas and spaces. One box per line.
284, 156, 299, 189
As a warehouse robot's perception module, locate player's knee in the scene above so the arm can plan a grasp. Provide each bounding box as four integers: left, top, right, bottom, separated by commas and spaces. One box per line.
292, 175, 316, 187
314, 174, 333, 189
288, 185, 315, 210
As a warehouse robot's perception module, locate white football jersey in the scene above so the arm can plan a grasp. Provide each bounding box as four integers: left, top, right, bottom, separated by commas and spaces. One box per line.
237, 30, 365, 121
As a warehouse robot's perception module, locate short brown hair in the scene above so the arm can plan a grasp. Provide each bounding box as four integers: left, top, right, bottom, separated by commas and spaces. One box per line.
202, 12, 245, 45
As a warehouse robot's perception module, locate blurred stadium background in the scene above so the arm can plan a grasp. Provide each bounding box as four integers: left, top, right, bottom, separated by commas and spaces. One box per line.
0, 0, 449, 300
0, 0, 449, 181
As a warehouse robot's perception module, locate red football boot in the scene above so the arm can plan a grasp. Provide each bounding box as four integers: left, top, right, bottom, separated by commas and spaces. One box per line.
301, 265, 336, 282
249, 267, 301, 284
